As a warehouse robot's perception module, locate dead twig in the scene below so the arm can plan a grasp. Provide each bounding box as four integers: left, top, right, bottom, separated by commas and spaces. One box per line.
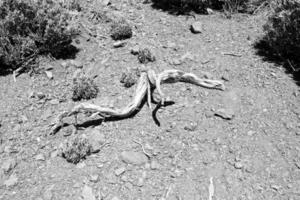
222, 52, 242, 57
49, 69, 225, 135
133, 139, 151, 158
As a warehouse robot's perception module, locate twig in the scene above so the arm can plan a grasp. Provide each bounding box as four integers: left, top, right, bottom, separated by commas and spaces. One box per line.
208, 177, 214, 200
222, 52, 242, 57
287, 59, 296, 72
133, 139, 151, 158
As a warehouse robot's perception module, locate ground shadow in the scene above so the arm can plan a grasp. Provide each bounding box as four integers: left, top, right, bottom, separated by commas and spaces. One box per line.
254, 39, 300, 86
150, 0, 223, 15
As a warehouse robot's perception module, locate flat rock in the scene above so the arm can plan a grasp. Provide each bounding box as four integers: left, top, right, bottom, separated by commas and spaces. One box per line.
1, 158, 17, 173
190, 21, 203, 34
35, 154, 46, 161
82, 185, 96, 200
113, 41, 126, 48
120, 151, 148, 165
86, 128, 106, 153
115, 167, 126, 176
215, 108, 235, 120
45, 71, 53, 79
4, 174, 18, 187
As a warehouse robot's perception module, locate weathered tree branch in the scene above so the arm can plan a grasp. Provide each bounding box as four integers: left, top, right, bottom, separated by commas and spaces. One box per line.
49, 69, 225, 135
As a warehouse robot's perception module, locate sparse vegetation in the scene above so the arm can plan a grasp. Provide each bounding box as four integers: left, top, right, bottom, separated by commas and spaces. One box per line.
258, 0, 300, 72
138, 48, 156, 64
0, 0, 79, 74
110, 19, 133, 40
61, 135, 92, 164
120, 68, 141, 88
72, 76, 99, 101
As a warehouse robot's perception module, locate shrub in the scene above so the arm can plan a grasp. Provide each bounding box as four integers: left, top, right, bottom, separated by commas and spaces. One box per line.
120, 68, 141, 88
110, 19, 133, 40
259, 0, 300, 71
61, 135, 92, 164
72, 76, 99, 101
138, 48, 156, 64
0, 0, 78, 74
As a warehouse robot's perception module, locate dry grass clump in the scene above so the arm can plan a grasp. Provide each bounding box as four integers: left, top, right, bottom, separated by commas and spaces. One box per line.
0, 0, 79, 74
138, 48, 156, 64
257, 0, 300, 72
61, 135, 92, 164
120, 68, 141, 88
72, 76, 99, 101
110, 19, 133, 40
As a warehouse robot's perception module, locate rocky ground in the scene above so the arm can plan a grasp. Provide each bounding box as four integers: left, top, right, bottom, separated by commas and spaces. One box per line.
0, 0, 300, 200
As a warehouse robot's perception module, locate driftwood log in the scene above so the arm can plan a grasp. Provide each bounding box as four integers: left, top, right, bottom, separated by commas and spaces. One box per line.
49, 69, 225, 135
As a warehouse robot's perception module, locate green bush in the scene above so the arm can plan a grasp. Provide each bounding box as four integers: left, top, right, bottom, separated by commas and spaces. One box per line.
0, 0, 79, 74
260, 0, 300, 71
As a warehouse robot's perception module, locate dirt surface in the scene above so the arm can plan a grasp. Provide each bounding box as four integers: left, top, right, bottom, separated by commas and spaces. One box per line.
1, 1, 300, 200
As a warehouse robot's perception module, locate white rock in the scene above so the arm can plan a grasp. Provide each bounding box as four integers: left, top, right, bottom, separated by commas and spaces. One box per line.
45, 71, 53, 79
113, 41, 126, 48
190, 21, 203, 34
82, 185, 96, 200
120, 151, 148, 165
4, 174, 18, 187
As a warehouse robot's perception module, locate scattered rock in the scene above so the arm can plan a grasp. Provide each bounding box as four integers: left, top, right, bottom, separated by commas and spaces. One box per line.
207, 8, 214, 15
150, 160, 160, 170
82, 185, 96, 200
184, 122, 198, 132
190, 21, 203, 34
45, 71, 53, 80
1, 158, 17, 174
86, 128, 106, 153
215, 108, 235, 120
120, 151, 148, 165
137, 48, 156, 64
115, 167, 126, 176
4, 174, 18, 187
35, 154, 46, 161
130, 45, 140, 55
90, 174, 99, 183
234, 162, 243, 169
49, 99, 60, 105
113, 41, 126, 48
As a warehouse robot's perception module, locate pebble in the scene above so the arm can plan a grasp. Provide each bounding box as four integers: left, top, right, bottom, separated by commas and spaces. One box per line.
82, 185, 96, 200
69, 60, 83, 69
1, 158, 17, 173
4, 174, 18, 187
49, 99, 60, 105
90, 174, 99, 183
120, 151, 148, 165
222, 74, 230, 81
35, 154, 46, 161
113, 41, 126, 48
86, 128, 106, 153
111, 197, 120, 200
45, 71, 53, 79
115, 167, 126, 176
150, 160, 160, 170
215, 108, 235, 120
184, 122, 198, 132
130, 45, 140, 55
190, 21, 203, 34
234, 162, 243, 169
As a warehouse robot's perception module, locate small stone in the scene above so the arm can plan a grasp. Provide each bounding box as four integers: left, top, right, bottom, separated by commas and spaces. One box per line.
111, 197, 120, 200
35, 154, 46, 161
170, 58, 182, 66
136, 177, 144, 187
130, 45, 140, 55
150, 160, 160, 170
101, 0, 111, 6
86, 129, 106, 153
215, 108, 235, 120
1, 158, 17, 174
222, 74, 230, 81
234, 162, 243, 169
82, 185, 96, 200
203, 72, 214, 79
4, 174, 18, 187
184, 122, 198, 132
115, 167, 126, 176
50, 150, 58, 158
90, 174, 99, 183
49, 99, 60, 105
190, 21, 203, 34
70, 60, 83, 69
113, 41, 126, 48
120, 151, 148, 165
207, 8, 214, 15
45, 71, 53, 79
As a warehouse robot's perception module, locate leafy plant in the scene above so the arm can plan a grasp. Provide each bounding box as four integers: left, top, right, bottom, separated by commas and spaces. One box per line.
72, 76, 99, 101
259, 0, 300, 71
0, 0, 79, 74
